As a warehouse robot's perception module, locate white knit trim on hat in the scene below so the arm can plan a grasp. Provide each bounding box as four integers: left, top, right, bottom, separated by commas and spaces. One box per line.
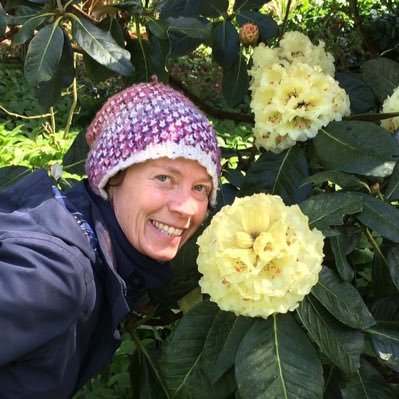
97, 141, 219, 207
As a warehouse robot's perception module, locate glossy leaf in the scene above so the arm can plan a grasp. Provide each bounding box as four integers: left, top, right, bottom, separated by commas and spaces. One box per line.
361, 57, 399, 103
233, 0, 266, 11
370, 295, 399, 327
12, 13, 47, 44
202, 313, 253, 383
299, 192, 363, 235
237, 10, 279, 41
385, 161, 399, 201
329, 233, 356, 281
311, 266, 376, 329
356, 194, 399, 243
167, 17, 212, 40
62, 130, 89, 176
199, 0, 229, 17
222, 51, 249, 106
366, 325, 399, 370
303, 170, 368, 191
235, 314, 324, 399
372, 252, 398, 300
340, 359, 397, 399
72, 18, 133, 76
24, 23, 64, 86
35, 30, 74, 109
125, 37, 153, 83
335, 72, 377, 114
386, 247, 399, 290
241, 147, 311, 205
313, 121, 399, 177
0, 4, 7, 38
159, 301, 236, 398
6, 3, 42, 26
167, 30, 202, 57
212, 20, 240, 70
148, 18, 169, 40
297, 295, 364, 373
0, 166, 31, 190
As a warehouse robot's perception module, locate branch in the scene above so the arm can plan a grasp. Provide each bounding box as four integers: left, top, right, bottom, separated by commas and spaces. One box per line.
169, 74, 254, 123
348, 0, 379, 58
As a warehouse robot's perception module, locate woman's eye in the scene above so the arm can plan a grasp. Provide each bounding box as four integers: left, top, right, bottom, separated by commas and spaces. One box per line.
156, 175, 169, 182
194, 185, 210, 194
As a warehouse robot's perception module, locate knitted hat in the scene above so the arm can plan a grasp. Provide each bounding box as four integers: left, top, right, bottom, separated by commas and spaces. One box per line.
86, 78, 221, 207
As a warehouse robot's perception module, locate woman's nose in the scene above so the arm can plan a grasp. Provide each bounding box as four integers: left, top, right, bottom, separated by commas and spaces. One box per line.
168, 189, 197, 216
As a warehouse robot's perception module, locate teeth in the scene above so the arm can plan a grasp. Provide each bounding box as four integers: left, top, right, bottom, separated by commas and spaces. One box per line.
152, 221, 183, 237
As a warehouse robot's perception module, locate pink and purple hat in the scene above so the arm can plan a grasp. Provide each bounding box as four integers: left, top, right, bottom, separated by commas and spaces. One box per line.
85, 77, 221, 206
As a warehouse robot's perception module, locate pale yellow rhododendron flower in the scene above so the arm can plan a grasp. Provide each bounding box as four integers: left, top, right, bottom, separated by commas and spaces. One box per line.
196, 194, 325, 319
381, 86, 399, 133
278, 31, 336, 77
250, 61, 350, 153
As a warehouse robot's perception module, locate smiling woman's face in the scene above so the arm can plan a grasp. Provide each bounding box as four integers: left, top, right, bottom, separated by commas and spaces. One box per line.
108, 157, 213, 261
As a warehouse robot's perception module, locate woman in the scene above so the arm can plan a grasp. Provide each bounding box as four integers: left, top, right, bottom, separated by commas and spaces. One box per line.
0, 78, 221, 398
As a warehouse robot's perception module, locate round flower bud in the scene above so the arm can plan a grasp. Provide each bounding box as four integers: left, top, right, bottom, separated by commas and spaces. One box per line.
197, 193, 325, 319
239, 22, 260, 47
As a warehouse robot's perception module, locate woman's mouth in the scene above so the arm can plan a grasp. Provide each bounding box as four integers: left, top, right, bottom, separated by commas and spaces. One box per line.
151, 220, 184, 237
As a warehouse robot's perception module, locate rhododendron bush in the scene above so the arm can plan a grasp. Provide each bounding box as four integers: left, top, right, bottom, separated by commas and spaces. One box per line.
2, 0, 399, 398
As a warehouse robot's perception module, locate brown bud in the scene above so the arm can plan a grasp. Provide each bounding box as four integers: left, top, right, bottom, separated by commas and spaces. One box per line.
239, 23, 260, 47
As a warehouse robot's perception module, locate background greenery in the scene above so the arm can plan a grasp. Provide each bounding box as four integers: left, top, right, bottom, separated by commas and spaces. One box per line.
1, 0, 399, 398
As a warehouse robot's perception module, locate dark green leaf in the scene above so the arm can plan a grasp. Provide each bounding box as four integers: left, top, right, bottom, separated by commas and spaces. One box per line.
241, 147, 311, 205
202, 313, 253, 383
62, 130, 89, 176
199, 0, 229, 17
6, 2, 42, 26
235, 314, 324, 399
0, 4, 7, 38
12, 13, 46, 44
329, 233, 356, 281
297, 296, 364, 373
366, 325, 399, 370
335, 72, 376, 114
299, 192, 363, 235
311, 266, 376, 329
125, 37, 152, 82
371, 295, 399, 327
167, 30, 202, 57
148, 35, 170, 83
212, 20, 239, 69
222, 51, 249, 106
35, 30, 74, 109
233, 0, 266, 11
313, 121, 399, 177
372, 254, 398, 300
361, 57, 399, 103
303, 170, 368, 191
148, 18, 169, 40
167, 17, 212, 40
340, 359, 397, 399
72, 18, 133, 76
160, 301, 236, 399
357, 194, 399, 243
386, 247, 399, 290
0, 166, 31, 190
237, 11, 279, 41
385, 161, 399, 201
24, 23, 64, 86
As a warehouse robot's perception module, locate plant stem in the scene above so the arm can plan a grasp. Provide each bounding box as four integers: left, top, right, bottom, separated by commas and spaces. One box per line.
64, 53, 78, 138
0, 105, 52, 119
49, 106, 57, 145
364, 227, 387, 265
